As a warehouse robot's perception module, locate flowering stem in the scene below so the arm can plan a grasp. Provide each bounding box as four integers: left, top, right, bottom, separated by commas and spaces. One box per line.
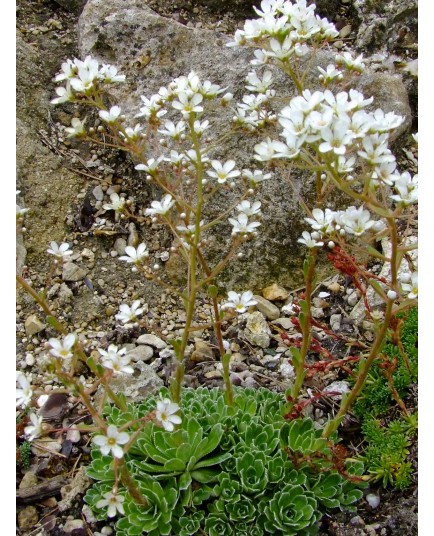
287, 250, 318, 411
321, 299, 394, 438
169, 114, 204, 403
117, 459, 149, 507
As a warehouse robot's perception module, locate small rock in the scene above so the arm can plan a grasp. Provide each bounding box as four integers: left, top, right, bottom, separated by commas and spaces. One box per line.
58, 283, 73, 304
327, 281, 342, 293
62, 262, 88, 282
66, 425, 81, 443
243, 311, 271, 348
350, 515, 366, 527
128, 222, 139, 247
92, 185, 104, 201
40, 393, 69, 420
191, 339, 215, 363
19, 471, 38, 490
347, 291, 359, 307
262, 283, 289, 301
95, 361, 163, 404
31, 439, 63, 457
18, 506, 39, 531
82, 504, 97, 524
330, 314, 342, 331
242, 376, 258, 388
63, 519, 85, 534
113, 238, 127, 256
204, 369, 222, 379
323, 381, 350, 399
311, 307, 325, 319
136, 334, 167, 349
339, 24, 352, 38
253, 295, 280, 320
271, 317, 294, 330
25, 314, 45, 336
127, 345, 154, 362
366, 493, 381, 509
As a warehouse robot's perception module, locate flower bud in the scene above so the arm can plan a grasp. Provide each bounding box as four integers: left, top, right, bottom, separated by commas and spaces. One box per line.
387, 290, 397, 301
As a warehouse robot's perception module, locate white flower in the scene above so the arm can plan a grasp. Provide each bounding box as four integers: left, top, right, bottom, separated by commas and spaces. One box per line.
145, 194, 175, 216
93, 425, 129, 459
245, 70, 274, 93
51, 83, 74, 104
120, 124, 144, 141
318, 119, 354, 155
115, 301, 145, 324
96, 491, 125, 518
340, 205, 374, 236
158, 120, 186, 139
193, 119, 210, 135
48, 333, 77, 359
236, 200, 262, 216
47, 241, 73, 260
172, 92, 203, 117
100, 64, 126, 83
135, 156, 164, 175
390, 172, 418, 205
242, 169, 273, 185
401, 272, 418, 299
228, 213, 261, 235
119, 243, 149, 264
64, 118, 86, 138
54, 59, 77, 82
155, 398, 182, 432
335, 51, 365, 72
221, 290, 257, 314
16, 372, 33, 409
103, 192, 126, 213
357, 133, 395, 165
207, 160, 241, 184
317, 64, 343, 83
101, 349, 134, 375
298, 231, 324, 248
304, 208, 336, 234
16, 205, 29, 219
99, 106, 122, 124
136, 95, 167, 119
24, 412, 43, 442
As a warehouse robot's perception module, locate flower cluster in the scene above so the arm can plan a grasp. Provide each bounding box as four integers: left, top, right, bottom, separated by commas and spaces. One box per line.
51, 55, 125, 104
98, 345, 134, 375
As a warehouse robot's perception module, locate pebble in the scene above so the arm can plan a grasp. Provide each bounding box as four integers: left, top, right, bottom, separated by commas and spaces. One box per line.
262, 283, 289, 301
327, 281, 342, 293
136, 334, 167, 349
204, 369, 222, 379
350, 515, 366, 527
82, 505, 97, 524
18, 506, 39, 531
127, 345, 154, 362
271, 317, 294, 330
66, 426, 81, 443
330, 313, 342, 331
92, 185, 104, 201
347, 291, 359, 307
253, 295, 280, 320
24, 314, 45, 336
19, 471, 38, 490
63, 519, 85, 534
366, 493, 381, 509
62, 262, 88, 282
191, 339, 215, 362
243, 311, 271, 348
25, 354, 36, 366
113, 238, 127, 256
311, 307, 325, 319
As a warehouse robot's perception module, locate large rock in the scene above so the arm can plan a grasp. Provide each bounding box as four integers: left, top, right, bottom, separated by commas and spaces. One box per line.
76, 1, 412, 291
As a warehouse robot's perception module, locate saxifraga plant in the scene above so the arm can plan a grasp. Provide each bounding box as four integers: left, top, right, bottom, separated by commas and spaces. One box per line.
84, 387, 366, 535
